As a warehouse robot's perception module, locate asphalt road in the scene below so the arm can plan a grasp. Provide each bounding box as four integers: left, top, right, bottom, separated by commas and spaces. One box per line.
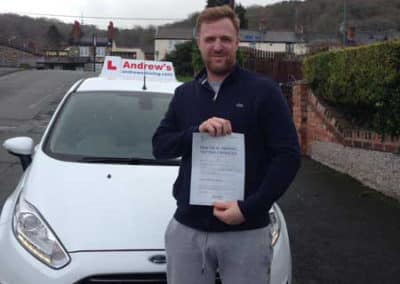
0, 70, 399, 284
0, 69, 94, 202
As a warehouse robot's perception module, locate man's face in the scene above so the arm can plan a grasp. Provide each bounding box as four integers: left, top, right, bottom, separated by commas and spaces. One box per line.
197, 18, 239, 79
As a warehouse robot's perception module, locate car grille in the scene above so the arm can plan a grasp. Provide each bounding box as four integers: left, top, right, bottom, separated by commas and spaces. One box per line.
76, 273, 167, 283
76, 273, 222, 284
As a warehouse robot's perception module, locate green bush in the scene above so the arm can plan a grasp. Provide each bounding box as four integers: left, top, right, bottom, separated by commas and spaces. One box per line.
191, 42, 203, 75
164, 41, 195, 77
303, 40, 400, 137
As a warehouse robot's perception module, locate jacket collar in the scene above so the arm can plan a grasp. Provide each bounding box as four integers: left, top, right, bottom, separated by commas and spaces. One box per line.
195, 64, 241, 86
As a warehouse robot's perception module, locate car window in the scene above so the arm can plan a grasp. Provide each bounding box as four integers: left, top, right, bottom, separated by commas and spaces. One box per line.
44, 91, 171, 160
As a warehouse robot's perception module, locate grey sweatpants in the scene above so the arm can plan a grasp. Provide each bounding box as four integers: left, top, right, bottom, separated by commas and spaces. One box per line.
165, 218, 273, 284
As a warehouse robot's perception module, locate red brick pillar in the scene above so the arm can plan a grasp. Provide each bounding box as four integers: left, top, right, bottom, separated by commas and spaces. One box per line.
292, 82, 309, 155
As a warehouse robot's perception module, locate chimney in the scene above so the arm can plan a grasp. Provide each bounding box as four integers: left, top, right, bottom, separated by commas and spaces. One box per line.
72, 21, 81, 43
295, 24, 304, 35
107, 21, 115, 41
259, 17, 267, 33
347, 26, 355, 43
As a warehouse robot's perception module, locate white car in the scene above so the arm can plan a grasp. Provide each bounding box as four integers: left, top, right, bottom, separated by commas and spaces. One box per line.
0, 57, 292, 284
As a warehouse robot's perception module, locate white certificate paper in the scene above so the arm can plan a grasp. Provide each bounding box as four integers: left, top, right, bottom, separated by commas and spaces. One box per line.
190, 133, 245, 206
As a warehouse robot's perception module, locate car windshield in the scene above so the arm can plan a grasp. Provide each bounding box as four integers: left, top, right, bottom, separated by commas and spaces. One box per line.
44, 91, 172, 162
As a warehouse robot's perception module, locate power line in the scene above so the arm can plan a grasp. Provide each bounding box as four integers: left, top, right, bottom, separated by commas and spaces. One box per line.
5, 11, 184, 22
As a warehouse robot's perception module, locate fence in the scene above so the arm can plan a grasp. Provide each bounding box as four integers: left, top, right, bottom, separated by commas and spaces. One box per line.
240, 47, 303, 114
240, 47, 303, 83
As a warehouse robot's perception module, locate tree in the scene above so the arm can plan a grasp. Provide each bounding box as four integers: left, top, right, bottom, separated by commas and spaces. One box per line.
191, 43, 203, 75
235, 3, 248, 29
207, 0, 231, 8
46, 24, 63, 49
164, 41, 195, 77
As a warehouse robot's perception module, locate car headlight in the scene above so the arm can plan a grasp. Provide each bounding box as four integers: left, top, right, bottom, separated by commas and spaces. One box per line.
269, 207, 281, 247
12, 195, 70, 269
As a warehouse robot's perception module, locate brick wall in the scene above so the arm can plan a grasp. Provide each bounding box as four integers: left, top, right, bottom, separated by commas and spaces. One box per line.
292, 82, 400, 200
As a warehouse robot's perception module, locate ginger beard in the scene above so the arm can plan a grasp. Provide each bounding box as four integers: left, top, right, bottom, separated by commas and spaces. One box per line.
202, 48, 236, 77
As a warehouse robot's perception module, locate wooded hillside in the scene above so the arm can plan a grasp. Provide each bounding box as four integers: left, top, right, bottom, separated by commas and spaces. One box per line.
1, 0, 399, 52
246, 0, 400, 33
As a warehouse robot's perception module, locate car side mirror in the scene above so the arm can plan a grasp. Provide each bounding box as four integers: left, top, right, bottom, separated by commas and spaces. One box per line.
3, 137, 34, 171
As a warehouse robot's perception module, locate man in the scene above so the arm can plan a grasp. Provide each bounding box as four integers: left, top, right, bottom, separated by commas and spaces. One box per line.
152, 5, 300, 284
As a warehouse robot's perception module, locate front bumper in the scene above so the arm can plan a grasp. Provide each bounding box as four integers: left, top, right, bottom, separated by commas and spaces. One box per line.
0, 220, 167, 283
0, 212, 291, 284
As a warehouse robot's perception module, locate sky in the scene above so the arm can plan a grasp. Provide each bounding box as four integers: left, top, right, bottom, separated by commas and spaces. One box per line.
0, 0, 285, 29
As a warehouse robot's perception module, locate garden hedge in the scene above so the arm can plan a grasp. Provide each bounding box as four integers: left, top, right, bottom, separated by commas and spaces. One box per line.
303, 40, 400, 137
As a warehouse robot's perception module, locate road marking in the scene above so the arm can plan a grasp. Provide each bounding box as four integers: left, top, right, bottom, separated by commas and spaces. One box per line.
0, 126, 17, 130
28, 93, 53, 109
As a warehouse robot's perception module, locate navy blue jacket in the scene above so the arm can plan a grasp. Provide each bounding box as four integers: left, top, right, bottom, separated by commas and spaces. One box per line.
152, 66, 300, 232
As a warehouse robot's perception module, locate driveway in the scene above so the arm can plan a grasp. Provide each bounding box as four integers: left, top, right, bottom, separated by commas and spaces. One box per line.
280, 158, 400, 284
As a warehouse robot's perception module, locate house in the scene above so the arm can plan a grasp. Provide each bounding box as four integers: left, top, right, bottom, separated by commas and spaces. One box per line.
37, 21, 150, 70
238, 30, 307, 55
77, 36, 111, 60
154, 27, 194, 61
305, 33, 343, 54
37, 35, 112, 71
154, 26, 307, 60
348, 29, 400, 46
110, 41, 146, 60
304, 28, 400, 54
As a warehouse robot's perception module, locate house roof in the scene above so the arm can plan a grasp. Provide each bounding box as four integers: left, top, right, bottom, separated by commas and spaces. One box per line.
305, 33, 342, 45
306, 30, 400, 46
155, 27, 304, 43
240, 30, 304, 43
353, 30, 400, 45
155, 27, 194, 40
78, 36, 111, 46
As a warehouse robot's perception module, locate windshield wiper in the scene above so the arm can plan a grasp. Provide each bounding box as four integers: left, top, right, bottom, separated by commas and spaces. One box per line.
78, 156, 179, 166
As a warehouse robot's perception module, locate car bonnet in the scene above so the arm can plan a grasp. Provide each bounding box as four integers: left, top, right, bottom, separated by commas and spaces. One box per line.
22, 150, 178, 252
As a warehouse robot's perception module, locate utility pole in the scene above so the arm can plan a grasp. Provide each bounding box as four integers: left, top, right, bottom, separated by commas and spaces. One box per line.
343, 0, 347, 46
92, 33, 96, 72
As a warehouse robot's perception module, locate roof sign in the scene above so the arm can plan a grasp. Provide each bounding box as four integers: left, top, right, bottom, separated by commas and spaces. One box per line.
100, 56, 177, 82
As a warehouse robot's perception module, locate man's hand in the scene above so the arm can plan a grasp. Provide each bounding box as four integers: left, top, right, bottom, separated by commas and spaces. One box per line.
213, 201, 245, 225
199, 117, 232, 136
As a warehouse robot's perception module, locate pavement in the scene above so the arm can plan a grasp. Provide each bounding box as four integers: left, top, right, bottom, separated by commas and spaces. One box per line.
0, 67, 20, 77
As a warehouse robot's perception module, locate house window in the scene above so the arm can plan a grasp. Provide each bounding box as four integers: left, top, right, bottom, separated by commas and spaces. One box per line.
96, 47, 106, 57
286, 43, 294, 53
168, 40, 176, 52
167, 40, 186, 53
79, 47, 89, 57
